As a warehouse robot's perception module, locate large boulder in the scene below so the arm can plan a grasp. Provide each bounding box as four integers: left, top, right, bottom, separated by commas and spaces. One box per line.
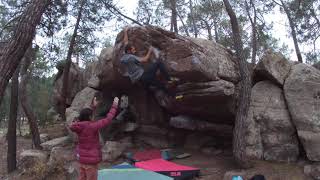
83, 47, 113, 89
170, 115, 233, 137
254, 51, 293, 86
314, 61, 320, 71
284, 63, 320, 161
102, 138, 132, 162
99, 26, 240, 125
52, 62, 86, 115
65, 87, 98, 125
245, 81, 299, 162
134, 125, 170, 148
47, 146, 76, 168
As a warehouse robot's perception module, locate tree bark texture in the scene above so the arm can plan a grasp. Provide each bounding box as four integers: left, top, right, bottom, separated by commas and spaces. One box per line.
19, 46, 41, 149
177, 11, 190, 36
170, 0, 178, 33
280, 0, 303, 63
245, 0, 257, 65
214, 21, 219, 43
0, 0, 51, 106
60, 0, 86, 121
189, 0, 198, 37
223, 0, 253, 168
7, 69, 19, 173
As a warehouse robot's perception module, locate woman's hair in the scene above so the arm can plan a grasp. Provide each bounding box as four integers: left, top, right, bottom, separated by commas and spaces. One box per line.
125, 43, 134, 53
78, 108, 93, 122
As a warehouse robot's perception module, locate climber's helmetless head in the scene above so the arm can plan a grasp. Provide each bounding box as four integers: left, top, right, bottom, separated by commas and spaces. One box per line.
125, 43, 136, 54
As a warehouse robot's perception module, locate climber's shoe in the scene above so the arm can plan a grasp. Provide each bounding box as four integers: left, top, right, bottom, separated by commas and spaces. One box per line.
168, 77, 180, 84
175, 95, 183, 100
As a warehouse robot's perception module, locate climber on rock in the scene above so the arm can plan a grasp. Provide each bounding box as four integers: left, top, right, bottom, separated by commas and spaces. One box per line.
120, 27, 182, 100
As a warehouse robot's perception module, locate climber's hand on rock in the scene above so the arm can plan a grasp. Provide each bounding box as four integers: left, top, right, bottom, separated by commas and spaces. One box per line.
113, 97, 119, 107
124, 26, 131, 32
91, 97, 99, 107
149, 46, 154, 53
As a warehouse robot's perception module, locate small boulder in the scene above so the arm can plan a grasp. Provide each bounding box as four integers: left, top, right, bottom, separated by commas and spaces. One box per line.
40, 134, 50, 143
304, 163, 320, 179
20, 150, 49, 177
102, 140, 132, 162
47, 146, 76, 167
41, 136, 70, 151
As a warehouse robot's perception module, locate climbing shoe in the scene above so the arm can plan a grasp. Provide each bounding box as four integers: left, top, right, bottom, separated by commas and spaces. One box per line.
175, 95, 183, 100
168, 77, 180, 84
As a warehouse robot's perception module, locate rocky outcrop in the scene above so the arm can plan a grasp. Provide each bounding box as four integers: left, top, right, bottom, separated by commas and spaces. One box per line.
314, 61, 320, 71
245, 81, 299, 162
284, 64, 320, 161
254, 51, 293, 86
41, 136, 71, 151
170, 115, 233, 137
52, 62, 86, 115
97, 26, 240, 126
20, 150, 49, 177
65, 87, 98, 125
47, 146, 76, 167
84, 48, 113, 89
304, 163, 320, 179
102, 138, 132, 162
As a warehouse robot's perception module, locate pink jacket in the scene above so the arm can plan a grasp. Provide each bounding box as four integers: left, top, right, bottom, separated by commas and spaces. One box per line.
70, 103, 118, 164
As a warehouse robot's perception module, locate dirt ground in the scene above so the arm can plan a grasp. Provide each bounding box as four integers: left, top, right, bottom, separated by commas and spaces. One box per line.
0, 132, 312, 180
0, 135, 32, 180
173, 149, 311, 180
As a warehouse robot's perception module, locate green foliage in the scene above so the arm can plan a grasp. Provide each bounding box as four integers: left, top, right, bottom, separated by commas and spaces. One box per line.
27, 76, 54, 126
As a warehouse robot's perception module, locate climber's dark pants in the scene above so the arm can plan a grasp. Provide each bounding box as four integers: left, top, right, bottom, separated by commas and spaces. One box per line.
140, 61, 174, 96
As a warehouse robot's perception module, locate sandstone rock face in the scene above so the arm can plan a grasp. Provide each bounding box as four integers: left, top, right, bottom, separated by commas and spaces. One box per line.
314, 61, 320, 71
41, 136, 70, 151
170, 115, 233, 137
47, 146, 76, 167
304, 163, 320, 179
102, 139, 132, 162
40, 134, 50, 143
134, 125, 170, 148
245, 81, 299, 162
100, 26, 240, 125
20, 150, 48, 174
65, 87, 98, 125
255, 51, 293, 86
84, 47, 113, 89
52, 63, 86, 114
284, 64, 320, 161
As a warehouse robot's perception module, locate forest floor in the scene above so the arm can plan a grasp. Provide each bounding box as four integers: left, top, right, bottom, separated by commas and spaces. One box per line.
0, 126, 312, 180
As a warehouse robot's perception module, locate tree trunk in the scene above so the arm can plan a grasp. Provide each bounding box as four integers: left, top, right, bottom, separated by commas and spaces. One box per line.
170, 0, 178, 33
177, 11, 190, 36
60, 0, 86, 121
203, 20, 213, 40
245, 0, 258, 65
18, 113, 22, 136
280, 0, 303, 63
19, 46, 42, 149
189, 0, 198, 37
7, 69, 19, 173
214, 21, 219, 43
223, 0, 253, 168
0, 0, 51, 106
